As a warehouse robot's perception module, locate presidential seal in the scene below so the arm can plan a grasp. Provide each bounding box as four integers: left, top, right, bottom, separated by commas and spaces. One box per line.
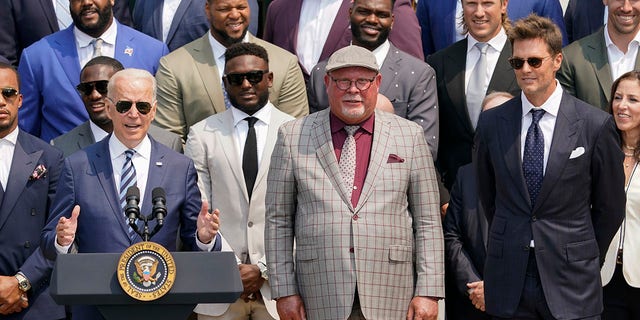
117, 242, 176, 301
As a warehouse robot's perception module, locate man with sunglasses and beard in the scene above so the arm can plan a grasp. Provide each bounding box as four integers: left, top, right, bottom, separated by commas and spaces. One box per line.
474, 15, 625, 320
41, 68, 224, 320
154, 0, 308, 143
0, 62, 65, 320
186, 42, 289, 320
52, 56, 181, 157
17, 0, 169, 144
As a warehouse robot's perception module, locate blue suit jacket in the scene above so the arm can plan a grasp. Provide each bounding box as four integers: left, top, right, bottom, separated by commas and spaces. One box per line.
0, 130, 64, 320
0, 0, 132, 66
17, 21, 169, 143
564, 0, 605, 43
417, 0, 568, 58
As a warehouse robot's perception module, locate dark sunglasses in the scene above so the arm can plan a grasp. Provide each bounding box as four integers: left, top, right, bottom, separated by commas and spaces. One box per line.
112, 100, 153, 115
76, 80, 109, 96
224, 70, 269, 86
508, 56, 551, 70
1, 87, 19, 99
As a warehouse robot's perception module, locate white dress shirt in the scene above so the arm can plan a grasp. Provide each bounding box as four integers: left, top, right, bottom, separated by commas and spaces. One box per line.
230, 103, 275, 168
464, 29, 507, 94
371, 40, 391, 69
162, 0, 182, 42
74, 20, 117, 68
207, 32, 250, 83
604, 23, 640, 82
0, 127, 19, 190
296, 0, 342, 73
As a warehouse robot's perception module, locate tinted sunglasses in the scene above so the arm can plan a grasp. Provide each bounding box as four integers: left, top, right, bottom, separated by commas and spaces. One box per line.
112, 100, 153, 115
224, 70, 269, 86
508, 56, 551, 70
76, 80, 109, 96
1, 87, 19, 99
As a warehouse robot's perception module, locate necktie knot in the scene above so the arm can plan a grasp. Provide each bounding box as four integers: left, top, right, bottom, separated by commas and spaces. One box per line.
476, 42, 488, 55
344, 125, 359, 137
531, 109, 545, 124
124, 149, 135, 160
92, 38, 103, 58
245, 117, 259, 128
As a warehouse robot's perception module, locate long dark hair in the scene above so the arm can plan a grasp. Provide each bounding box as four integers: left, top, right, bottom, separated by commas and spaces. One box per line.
609, 70, 640, 161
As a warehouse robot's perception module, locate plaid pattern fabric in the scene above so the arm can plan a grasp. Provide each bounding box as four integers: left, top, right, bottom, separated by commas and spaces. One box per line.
265, 109, 444, 319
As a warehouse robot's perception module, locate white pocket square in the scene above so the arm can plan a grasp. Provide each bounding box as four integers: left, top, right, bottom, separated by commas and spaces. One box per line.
569, 147, 585, 159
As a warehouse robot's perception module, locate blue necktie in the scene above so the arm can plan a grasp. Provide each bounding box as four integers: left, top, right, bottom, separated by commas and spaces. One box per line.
120, 149, 137, 239
523, 109, 545, 206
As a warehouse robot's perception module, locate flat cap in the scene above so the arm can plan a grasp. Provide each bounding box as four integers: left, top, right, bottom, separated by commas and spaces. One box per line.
325, 45, 379, 73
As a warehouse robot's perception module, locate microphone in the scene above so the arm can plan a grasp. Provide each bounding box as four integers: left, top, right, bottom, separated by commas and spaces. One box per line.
152, 187, 167, 226
125, 186, 140, 225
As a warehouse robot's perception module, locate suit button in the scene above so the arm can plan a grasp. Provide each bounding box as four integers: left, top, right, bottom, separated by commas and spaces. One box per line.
24, 241, 31, 248
532, 216, 537, 222
349, 247, 354, 253
352, 214, 359, 221
31, 209, 36, 216
247, 221, 254, 227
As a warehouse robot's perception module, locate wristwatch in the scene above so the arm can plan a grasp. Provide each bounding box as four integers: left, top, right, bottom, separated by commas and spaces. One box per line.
15, 272, 31, 292
257, 261, 269, 281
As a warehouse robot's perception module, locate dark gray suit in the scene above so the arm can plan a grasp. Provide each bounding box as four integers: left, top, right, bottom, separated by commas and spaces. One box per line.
557, 27, 640, 111
51, 122, 182, 157
426, 38, 520, 190
474, 93, 626, 319
308, 43, 439, 159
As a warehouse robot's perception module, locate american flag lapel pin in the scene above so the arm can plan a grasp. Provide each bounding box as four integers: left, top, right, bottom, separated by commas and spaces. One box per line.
124, 46, 133, 56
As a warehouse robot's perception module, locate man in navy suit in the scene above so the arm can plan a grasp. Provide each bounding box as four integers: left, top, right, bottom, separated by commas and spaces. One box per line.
17, 0, 169, 143
416, 0, 568, 58
563, 0, 605, 44
0, 63, 65, 319
0, 0, 132, 66
41, 69, 222, 320
475, 15, 625, 319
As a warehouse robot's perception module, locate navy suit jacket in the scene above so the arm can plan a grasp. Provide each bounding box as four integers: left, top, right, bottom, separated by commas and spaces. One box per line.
474, 93, 626, 319
564, 0, 605, 43
417, 0, 568, 58
17, 21, 168, 143
0, 130, 64, 320
0, 0, 132, 66
263, 0, 423, 76
132, 0, 209, 52
443, 163, 489, 320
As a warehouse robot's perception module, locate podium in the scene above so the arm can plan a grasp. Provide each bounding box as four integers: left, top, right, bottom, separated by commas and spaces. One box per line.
50, 251, 243, 320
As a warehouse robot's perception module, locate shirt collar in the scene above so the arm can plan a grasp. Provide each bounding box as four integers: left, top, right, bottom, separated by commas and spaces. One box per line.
89, 120, 109, 143
109, 133, 151, 161
330, 111, 375, 135
0, 126, 19, 145
521, 80, 563, 118
74, 18, 118, 48
370, 40, 390, 69
467, 28, 507, 53
231, 102, 274, 128
604, 23, 640, 51
208, 31, 251, 62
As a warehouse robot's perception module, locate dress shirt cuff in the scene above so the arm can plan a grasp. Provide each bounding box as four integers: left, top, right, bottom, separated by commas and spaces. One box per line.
54, 235, 72, 254
196, 233, 221, 252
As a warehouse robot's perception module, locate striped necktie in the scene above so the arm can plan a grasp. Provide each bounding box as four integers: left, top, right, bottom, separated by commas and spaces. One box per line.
120, 149, 137, 239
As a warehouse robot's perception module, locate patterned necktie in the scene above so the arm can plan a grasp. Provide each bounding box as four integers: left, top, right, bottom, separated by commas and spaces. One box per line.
340, 126, 359, 197
243, 117, 259, 200
54, 0, 73, 29
92, 38, 104, 58
523, 109, 545, 206
119, 149, 137, 239
467, 42, 489, 129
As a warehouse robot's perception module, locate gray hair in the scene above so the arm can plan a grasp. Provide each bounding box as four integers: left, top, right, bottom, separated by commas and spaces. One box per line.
107, 68, 157, 101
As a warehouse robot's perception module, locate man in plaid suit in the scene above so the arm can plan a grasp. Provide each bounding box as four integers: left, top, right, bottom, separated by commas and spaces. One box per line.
265, 45, 445, 320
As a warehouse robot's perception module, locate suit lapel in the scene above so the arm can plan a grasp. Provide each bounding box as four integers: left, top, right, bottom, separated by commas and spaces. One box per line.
151, 1, 163, 41
356, 111, 390, 213
141, 139, 167, 226
444, 40, 473, 135
52, 28, 82, 88
114, 22, 141, 66
498, 98, 530, 207
255, 110, 288, 193
192, 35, 226, 114
379, 45, 400, 93
214, 112, 247, 200
534, 94, 581, 212
167, 0, 192, 44
586, 29, 613, 103
313, 111, 353, 209
487, 40, 517, 93
76, 122, 97, 151
0, 132, 42, 230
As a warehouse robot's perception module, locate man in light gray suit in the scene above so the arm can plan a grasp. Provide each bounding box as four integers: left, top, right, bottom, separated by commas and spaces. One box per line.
265, 45, 444, 320
557, 0, 640, 111
307, 0, 439, 160
187, 43, 288, 320
52, 56, 181, 156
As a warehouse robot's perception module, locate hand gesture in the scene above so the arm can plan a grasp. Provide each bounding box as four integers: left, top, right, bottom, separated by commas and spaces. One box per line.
197, 200, 219, 244
56, 205, 80, 246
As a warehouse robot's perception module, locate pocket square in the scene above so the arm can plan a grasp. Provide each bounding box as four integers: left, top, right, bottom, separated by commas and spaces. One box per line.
387, 154, 405, 163
569, 147, 585, 159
